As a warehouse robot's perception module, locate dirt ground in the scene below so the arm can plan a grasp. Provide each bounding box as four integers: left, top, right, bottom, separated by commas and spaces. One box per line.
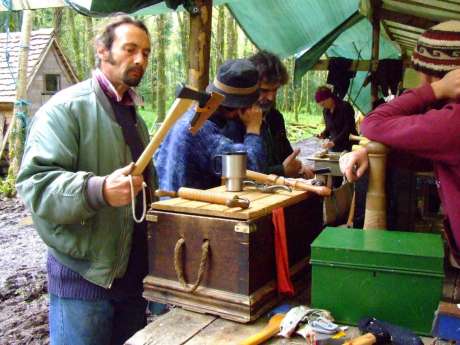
0, 137, 322, 345
0, 197, 49, 345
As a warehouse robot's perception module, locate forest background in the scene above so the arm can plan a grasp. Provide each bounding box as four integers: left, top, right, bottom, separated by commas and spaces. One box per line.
1, 7, 330, 145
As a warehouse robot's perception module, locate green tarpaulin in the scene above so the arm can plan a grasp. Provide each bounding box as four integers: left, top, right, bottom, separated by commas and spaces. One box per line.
67, 0, 403, 112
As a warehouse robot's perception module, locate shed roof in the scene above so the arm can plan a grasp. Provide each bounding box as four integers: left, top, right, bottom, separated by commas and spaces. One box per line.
0, 28, 78, 103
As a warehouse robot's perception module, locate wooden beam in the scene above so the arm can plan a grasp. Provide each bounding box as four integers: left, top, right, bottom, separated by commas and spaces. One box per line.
188, 0, 212, 91
371, 0, 382, 100
380, 8, 437, 29
0, 0, 65, 11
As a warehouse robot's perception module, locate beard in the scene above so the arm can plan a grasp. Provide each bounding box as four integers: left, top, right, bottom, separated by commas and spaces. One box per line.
106, 52, 144, 87
258, 100, 274, 112
122, 66, 144, 87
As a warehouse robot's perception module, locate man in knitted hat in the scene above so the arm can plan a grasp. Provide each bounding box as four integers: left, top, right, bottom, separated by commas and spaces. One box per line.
341, 20, 460, 266
155, 58, 266, 192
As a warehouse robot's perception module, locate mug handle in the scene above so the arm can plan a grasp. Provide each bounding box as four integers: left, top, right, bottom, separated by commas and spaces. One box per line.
212, 155, 222, 175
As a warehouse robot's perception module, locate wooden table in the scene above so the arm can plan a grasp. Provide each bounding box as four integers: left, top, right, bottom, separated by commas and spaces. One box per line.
125, 307, 434, 345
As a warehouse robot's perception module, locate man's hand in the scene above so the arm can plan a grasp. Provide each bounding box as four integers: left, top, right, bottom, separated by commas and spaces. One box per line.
431, 69, 460, 100
283, 148, 303, 177
322, 139, 335, 149
300, 165, 315, 179
103, 163, 144, 207
239, 105, 263, 135
339, 148, 369, 182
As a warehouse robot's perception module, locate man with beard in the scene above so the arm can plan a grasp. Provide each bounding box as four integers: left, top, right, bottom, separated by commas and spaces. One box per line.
155, 58, 266, 192
17, 16, 155, 345
224, 51, 314, 178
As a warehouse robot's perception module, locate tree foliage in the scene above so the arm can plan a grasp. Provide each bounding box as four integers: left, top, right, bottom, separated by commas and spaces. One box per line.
0, 5, 330, 191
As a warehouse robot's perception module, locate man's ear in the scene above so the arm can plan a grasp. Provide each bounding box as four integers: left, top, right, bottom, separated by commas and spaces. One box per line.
96, 43, 109, 63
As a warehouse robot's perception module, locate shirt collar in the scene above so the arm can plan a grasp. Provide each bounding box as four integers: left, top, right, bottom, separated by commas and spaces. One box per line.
93, 69, 143, 106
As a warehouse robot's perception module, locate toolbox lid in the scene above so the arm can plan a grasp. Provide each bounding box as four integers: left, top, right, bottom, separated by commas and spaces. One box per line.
311, 227, 444, 275
150, 185, 311, 220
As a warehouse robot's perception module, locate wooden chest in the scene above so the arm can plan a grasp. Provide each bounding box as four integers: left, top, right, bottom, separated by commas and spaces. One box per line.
143, 186, 323, 322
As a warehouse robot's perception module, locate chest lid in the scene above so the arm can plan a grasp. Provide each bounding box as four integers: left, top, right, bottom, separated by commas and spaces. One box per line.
150, 185, 310, 220
311, 227, 444, 275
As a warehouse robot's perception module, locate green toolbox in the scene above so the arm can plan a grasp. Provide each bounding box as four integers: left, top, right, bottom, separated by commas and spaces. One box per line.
311, 227, 444, 335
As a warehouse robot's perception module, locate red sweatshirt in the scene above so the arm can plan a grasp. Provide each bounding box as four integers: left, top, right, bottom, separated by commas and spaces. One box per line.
362, 84, 460, 249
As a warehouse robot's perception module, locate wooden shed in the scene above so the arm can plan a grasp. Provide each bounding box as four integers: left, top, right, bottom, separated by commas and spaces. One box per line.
0, 28, 78, 145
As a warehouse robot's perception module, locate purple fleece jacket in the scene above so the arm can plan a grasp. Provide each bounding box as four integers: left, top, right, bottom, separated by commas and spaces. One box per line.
362, 84, 460, 248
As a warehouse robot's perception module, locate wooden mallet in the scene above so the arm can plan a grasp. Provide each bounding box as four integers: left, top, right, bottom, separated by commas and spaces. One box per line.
132, 85, 224, 176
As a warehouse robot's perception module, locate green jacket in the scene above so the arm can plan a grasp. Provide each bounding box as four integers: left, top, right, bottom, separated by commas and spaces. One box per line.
16, 77, 156, 288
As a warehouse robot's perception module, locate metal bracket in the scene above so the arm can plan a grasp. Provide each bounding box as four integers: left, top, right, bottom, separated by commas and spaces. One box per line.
234, 222, 257, 234
146, 214, 158, 223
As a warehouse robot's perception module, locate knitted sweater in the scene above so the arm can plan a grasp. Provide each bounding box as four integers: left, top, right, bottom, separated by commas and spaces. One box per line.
154, 107, 266, 192
361, 84, 460, 248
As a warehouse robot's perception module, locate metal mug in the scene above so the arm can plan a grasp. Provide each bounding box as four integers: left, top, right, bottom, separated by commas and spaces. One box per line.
213, 151, 247, 192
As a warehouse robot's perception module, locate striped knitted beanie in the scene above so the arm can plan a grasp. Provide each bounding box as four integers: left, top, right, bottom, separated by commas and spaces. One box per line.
412, 20, 460, 78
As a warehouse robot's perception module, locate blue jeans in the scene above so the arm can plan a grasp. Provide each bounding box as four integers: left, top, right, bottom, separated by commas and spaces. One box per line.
49, 294, 147, 345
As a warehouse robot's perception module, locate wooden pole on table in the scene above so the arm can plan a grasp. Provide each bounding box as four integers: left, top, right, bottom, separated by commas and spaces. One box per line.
363, 141, 388, 230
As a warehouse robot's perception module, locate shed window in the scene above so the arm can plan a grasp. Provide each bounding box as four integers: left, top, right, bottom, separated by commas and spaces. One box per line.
44, 74, 60, 94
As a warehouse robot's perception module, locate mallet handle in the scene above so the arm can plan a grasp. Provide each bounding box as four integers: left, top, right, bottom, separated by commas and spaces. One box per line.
178, 187, 231, 205
246, 170, 331, 197
343, 333, 376, 345
132, 98, 194, 176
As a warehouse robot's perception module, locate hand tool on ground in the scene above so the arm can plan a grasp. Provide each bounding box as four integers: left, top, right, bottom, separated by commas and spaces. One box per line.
132, 85, 224, 175
155, 187, 250, 209
243, 180, 292, 193
239, 313, 285, 345
246, 170, 332, 197
357, 317, 423, 345
342, 332, 387, 345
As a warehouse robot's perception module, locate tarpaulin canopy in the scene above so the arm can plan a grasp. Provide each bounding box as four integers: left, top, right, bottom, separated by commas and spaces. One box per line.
66, 0, 403, 112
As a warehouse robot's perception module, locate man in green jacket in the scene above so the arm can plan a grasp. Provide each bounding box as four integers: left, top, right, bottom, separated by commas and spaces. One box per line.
16, 16, 155, 345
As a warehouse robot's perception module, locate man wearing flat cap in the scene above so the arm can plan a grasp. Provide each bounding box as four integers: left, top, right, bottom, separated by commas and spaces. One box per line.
155, 59, 266, 192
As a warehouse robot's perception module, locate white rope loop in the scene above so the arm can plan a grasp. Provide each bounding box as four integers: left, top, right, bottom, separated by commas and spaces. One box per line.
129, 175, 147, 223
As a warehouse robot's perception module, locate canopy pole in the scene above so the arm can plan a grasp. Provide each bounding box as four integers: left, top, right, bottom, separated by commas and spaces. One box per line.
7, 9, 34, 177
370, 0, 382, 102
188, 0, 212, 91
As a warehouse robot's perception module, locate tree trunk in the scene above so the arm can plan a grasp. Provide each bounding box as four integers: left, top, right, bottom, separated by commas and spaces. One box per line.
7, 10, 34, 178
156, 14, 167, 122
215, 6, 225, 72
67, 9, 82, 79
53, 8, 63, 37
85, 16, 95, 76
176, 11, 189, 79
296, 75, 305, 118
188, 0, 212, 91
225, 8, 236, 60
306, 71, 311, 114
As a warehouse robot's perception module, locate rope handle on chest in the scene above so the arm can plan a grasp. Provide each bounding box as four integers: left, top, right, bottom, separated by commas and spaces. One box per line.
129, 175, 147, 223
